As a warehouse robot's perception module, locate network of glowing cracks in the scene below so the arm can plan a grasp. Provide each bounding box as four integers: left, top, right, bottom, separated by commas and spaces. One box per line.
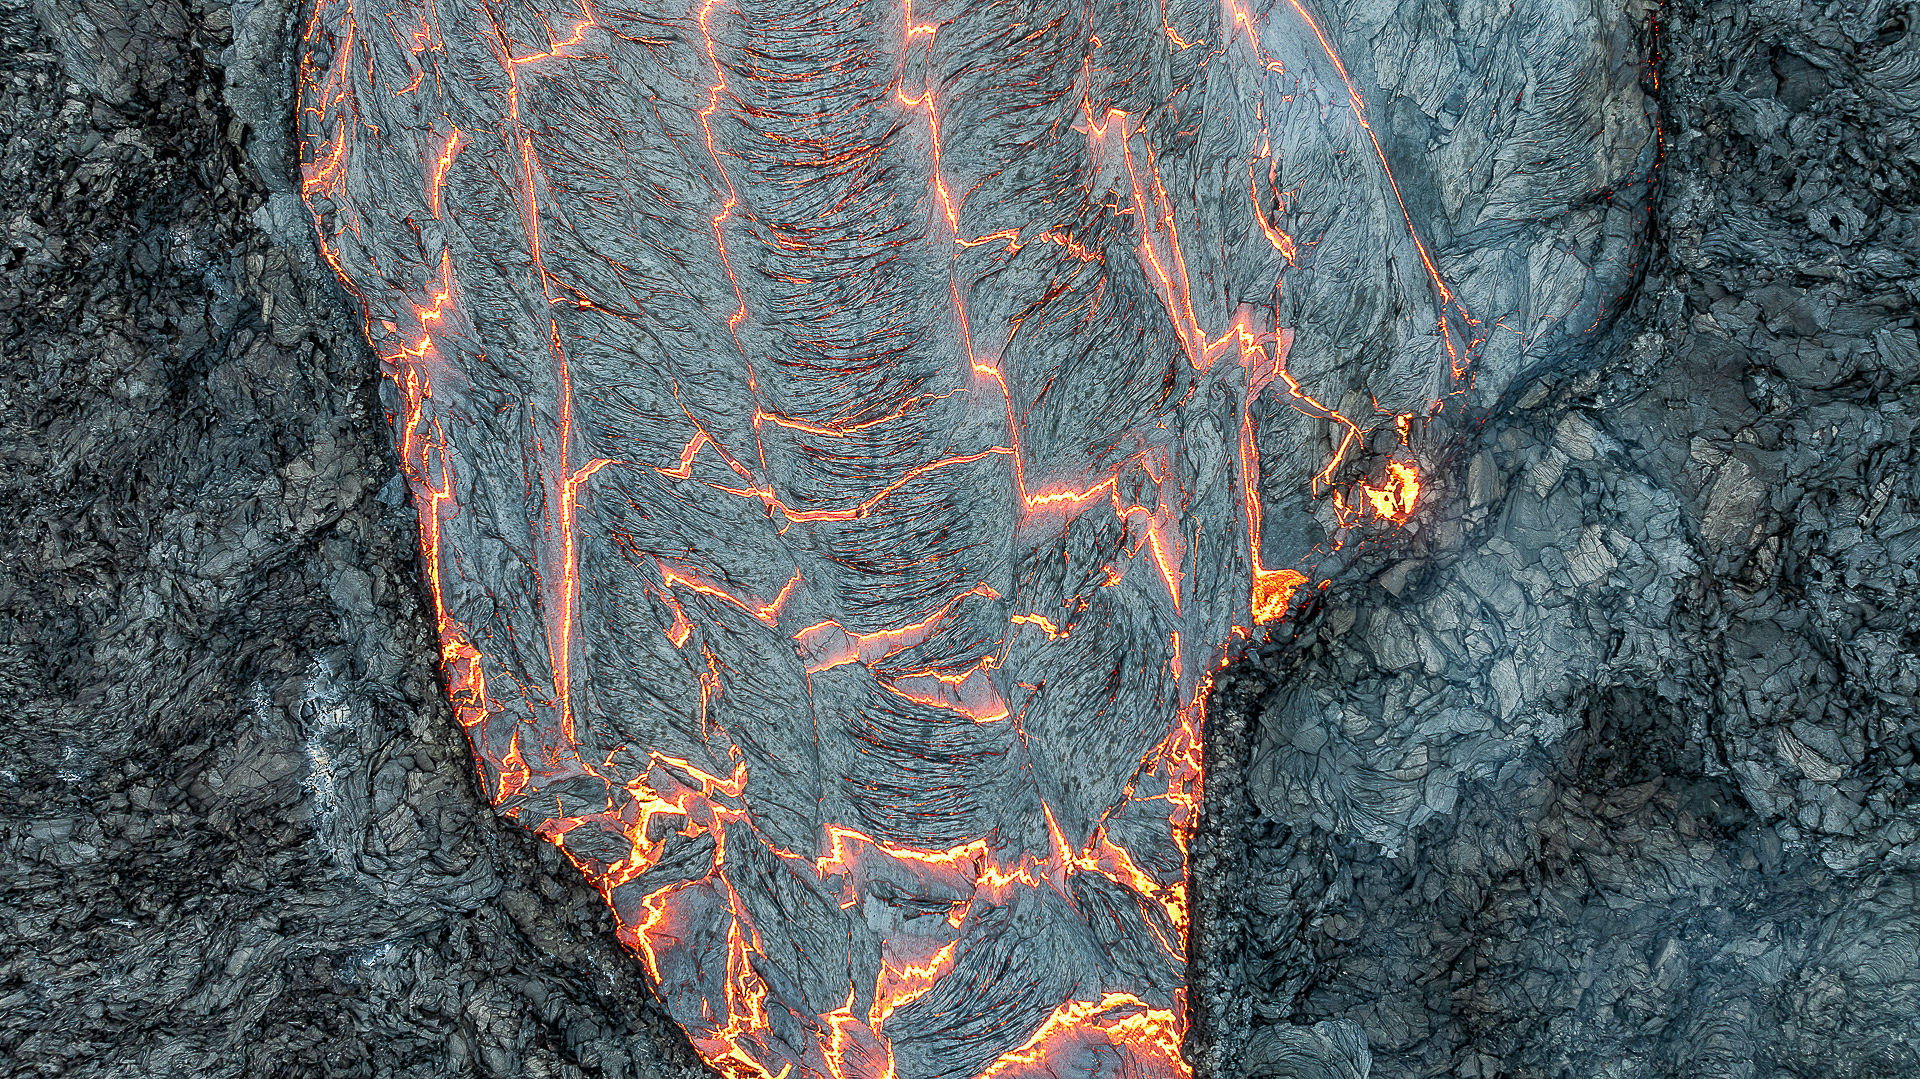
298, 0, 1459, 1076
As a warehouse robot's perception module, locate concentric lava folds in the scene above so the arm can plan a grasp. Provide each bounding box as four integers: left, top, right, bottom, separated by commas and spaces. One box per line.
296, 0, 1652, 1076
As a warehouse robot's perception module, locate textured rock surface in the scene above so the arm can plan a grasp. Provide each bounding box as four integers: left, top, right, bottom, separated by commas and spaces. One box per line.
285, 0, 1650, 1075
0, 1, 1914, 1079
290, 0, 1650, 1075
1, 0, 704, 1074
1224, 2, 1920, 1075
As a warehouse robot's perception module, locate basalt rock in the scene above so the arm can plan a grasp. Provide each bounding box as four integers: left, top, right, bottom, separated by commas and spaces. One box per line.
290, 0, 1650, 1076
2, 0, 1914, 1077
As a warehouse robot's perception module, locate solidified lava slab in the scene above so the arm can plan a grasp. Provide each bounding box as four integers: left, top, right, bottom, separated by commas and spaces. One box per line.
294, 1, 1484, 1076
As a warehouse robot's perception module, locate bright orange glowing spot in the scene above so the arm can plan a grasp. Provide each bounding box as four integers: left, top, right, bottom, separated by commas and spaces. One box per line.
428, 128, 463, 217
1251, 568, 1308, 625
1358, 459, 1420, 522
976, 993, 1186, 1079
1010, 613, 1063, 640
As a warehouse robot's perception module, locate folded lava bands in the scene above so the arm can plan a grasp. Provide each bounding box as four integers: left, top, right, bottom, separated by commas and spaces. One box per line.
295, 0, 1485, 1077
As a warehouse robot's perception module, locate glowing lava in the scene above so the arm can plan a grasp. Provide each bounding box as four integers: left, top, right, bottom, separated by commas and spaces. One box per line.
297, 0, 1464, 1077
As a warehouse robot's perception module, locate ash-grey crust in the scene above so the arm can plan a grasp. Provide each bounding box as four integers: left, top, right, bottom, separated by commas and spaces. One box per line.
1, 0, 1914, 1076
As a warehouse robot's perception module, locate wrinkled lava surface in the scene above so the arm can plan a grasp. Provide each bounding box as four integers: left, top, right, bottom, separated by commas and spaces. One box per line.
296, 1, 1469, 1076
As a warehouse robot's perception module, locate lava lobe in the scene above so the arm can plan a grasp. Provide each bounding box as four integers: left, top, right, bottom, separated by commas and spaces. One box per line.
296, 0, 1469, 1076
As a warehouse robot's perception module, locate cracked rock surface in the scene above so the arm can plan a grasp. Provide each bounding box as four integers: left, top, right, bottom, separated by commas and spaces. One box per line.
1219, 2, 1920, 1075
287, 0, 1660, 1074
288, 0, 1652, 1074
2, 0, 703, 1074
1, 0, 1915, 1078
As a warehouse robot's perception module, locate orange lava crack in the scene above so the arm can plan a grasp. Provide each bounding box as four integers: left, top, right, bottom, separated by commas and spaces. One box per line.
297, 0, 1473, 1076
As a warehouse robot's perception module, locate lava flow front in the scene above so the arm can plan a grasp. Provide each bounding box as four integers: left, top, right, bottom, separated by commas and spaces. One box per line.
297, 0, 1468, 1076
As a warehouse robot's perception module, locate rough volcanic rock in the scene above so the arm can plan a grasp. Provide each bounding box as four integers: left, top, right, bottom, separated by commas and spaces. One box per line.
1228, 2, 1920, 1075
288, 0, 1652, 1076
1, 0, 701, 1074
1, 0, 1915, 1077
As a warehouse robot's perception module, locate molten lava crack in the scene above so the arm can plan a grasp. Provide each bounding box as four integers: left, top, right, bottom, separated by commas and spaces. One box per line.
297, 0, 1468, 1076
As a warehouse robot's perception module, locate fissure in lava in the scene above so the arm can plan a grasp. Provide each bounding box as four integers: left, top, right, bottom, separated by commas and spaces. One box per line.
296, 0, 1468, 1076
